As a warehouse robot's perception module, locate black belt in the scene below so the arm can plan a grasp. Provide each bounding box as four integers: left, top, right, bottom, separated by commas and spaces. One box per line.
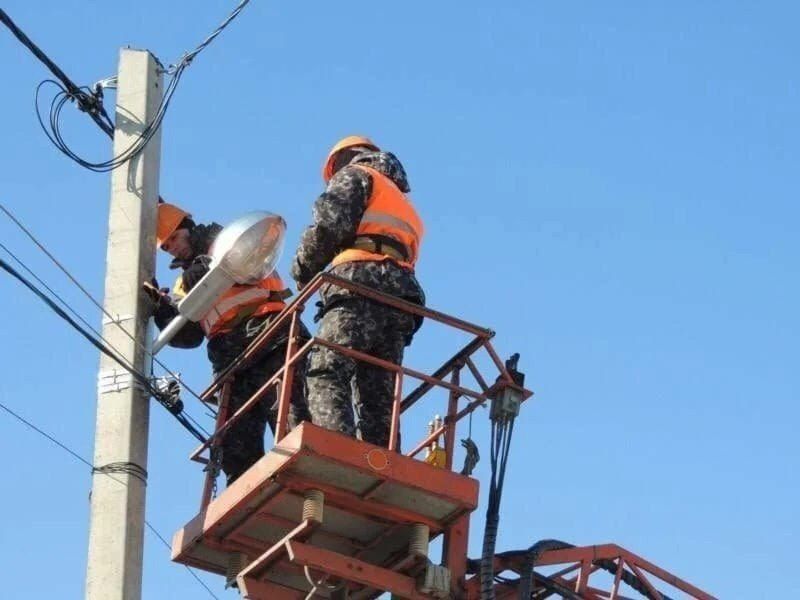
352, 234, 410, 262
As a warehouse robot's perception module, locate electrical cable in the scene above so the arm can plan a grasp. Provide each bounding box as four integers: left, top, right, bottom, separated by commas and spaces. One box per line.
0, 202, 215, 416
167, 0, 251, 73
480, 416, 516, 600
0, 255, 208, 442
3, 2, 252, 171
0, 399, 220, 600
0, 241, 211, 439
0, 8, 115, 137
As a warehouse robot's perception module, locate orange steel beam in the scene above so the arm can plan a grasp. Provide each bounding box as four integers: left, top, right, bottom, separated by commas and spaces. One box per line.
583, 585, 629, 599
444, 368, 460, 471
483, 544, 716, 600
532, 544, 717, 600
575, 559, 592, 595
407, 424, 446, 458
609, 558, 625, 600
202, 279, 320, 399
483, 339, 514, 383
202, 533, 266, 561
319, 273, 494, 337
237, 519, 317, 583
282, 426, 479, 509
442, 513, 470, 597
400, 335, 487, 411
267, 512, 366, 550
204, 271, 492, 399
465, 356, 490, 392
627, 562, 663, 600
388, 371, 403, 452
563, 562, 603, 598
190, 338, 314, 462
193, 272, 532, 472
224, 487, 289, 542
346, 551, 426, 600
285, 540, 431, 600
276, 475, 443, 533
274, 310, 300, 441
549, 562, 582, 579
313, 337, 488, 403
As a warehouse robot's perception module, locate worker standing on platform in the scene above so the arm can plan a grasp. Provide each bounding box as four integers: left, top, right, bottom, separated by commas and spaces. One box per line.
291, 136, 425, 448
145, 201, 311, 484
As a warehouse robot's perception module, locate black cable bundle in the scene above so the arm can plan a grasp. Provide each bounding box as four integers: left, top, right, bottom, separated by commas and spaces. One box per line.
2, 1, 251, 172
480, 414, 516, 599
0, 257, 208, 443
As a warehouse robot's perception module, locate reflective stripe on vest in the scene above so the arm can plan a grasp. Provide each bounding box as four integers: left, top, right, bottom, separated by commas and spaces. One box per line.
332, 165, 423, 269
197, 273, 288, 337
360, 210, 419, 238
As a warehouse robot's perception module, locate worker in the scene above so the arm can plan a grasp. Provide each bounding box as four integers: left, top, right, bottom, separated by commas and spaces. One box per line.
146, 201, 311, 484
291, 136, 425, 448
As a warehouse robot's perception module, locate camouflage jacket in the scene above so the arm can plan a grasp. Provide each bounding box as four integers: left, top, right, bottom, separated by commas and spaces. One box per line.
290, 151, 425, 308
152, 222, 223, 349
152, 221, 303, 367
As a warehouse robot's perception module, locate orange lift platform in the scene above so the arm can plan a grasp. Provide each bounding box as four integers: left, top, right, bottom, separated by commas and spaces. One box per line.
171, 273, 718, 600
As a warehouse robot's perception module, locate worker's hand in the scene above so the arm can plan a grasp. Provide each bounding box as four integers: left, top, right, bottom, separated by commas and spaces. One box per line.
142, 278, 170, 309
296, 280, 305, 292
182, 255, 212, 291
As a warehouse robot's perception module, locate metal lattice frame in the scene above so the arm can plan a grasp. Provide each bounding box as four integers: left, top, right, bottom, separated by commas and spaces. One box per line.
189, 271, 530, 512
465, 543, 718, 600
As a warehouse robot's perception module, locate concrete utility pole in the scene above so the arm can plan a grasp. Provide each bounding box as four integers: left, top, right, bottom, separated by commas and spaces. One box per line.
86, 49, 163, 600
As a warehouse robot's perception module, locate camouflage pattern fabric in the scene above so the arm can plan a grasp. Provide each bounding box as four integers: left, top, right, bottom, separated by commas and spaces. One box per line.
291, 150, 425, 447
306, 296, 416, 447
150, 219, 311, 484
207, 313, 312, 484
290, 151, 414, 286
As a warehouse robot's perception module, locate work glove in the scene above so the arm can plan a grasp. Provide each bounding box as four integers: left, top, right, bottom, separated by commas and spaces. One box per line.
142, 278, 171, 309
142, 278, 179, 328
182, 255, 212, 291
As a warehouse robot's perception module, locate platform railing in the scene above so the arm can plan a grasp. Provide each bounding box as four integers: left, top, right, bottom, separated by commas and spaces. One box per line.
190, 271, 532, 509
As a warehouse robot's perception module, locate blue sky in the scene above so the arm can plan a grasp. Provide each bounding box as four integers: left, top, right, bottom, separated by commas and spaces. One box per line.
1, 2, 798, 598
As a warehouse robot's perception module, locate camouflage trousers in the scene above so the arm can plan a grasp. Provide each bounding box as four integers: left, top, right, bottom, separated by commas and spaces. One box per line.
208, 314, 311, 484
306, 297, 416, 447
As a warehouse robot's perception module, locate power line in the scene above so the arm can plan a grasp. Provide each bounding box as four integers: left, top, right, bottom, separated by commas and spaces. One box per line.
0, 8, 114, 136
0, 240, 215, 440
0, 399, 220, 600
168, 0, 251, 73
0, 254, 209, 442
2, 2, 253, 171
0, 202, 215, 416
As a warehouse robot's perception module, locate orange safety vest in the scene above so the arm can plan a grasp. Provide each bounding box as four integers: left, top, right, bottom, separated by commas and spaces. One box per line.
331, 165, 424, 270
174, 272, 290, 338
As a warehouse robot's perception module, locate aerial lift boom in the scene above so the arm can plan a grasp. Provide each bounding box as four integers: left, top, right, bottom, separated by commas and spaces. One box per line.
171, 272, 717, 600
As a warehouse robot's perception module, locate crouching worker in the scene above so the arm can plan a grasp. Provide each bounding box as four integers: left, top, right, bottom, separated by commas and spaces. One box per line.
146, 201, 311, 484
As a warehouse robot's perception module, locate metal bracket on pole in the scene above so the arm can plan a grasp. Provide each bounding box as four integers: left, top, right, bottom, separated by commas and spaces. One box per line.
97, 369, 147, 395
102, 313, 134, 326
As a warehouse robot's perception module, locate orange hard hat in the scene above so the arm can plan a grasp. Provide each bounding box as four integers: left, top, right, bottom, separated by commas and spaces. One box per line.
156, 202, 191, 246
322, 135, 379, 182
